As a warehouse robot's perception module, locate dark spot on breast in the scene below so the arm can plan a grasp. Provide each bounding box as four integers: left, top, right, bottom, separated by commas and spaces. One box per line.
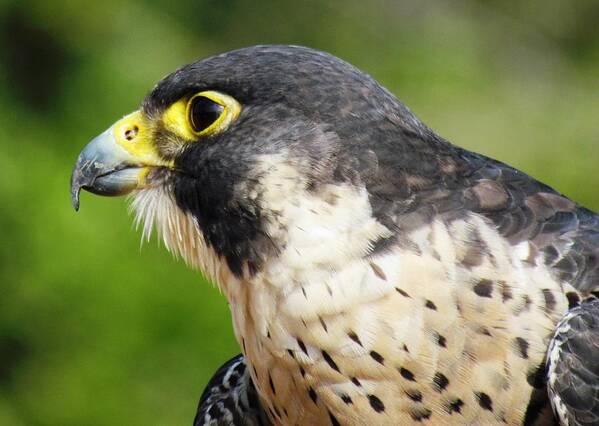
400, 367, 416, 381
566, 291, 580, 308
515, 337, 529, 359
473, 279, 493, 298
434, 332, 447, 348
396, 287, 411, 298
462, 349, 477, 362
406, 389, 423, 402
370, 350, 385, 364
348, 331, 362, 346
542, 289, 556, 313
402, 238, 423, 256
351, 377, 361, 387
456, 299, 463, 315
476, 392, 493, 411
319, 316, 328, 332
308, 387, 318, 403
425, 300, 437, 310
403, 344, 410, 353
299, 366, 306, 377
341, 394, 353, 404
446, 398, 464, 414
322, 350, 340, 372
499, 281, 512, 301
267, 330, 271, 339
461, 246, 484, 269
326, 284, 333, 296
297, 338, 308, 355
287, 349, 295, 358
526, 364, 546, 389
328, 411, 341, 426
433, 372, 449, 392
514, 294, 533, 315
477, 326, 492, 336
268, 372, 276, 394
461, 228, 488, 269
409, 407, 432, 421
370, 232, 397, 254
368, 394, 385, 412
370, 262, 387, 280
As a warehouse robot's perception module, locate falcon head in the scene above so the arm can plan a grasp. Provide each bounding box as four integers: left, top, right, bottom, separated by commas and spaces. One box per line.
71, 45, 441, 282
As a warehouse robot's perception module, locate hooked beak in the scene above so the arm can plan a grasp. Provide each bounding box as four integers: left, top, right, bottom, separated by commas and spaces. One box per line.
70, 111, 172, 210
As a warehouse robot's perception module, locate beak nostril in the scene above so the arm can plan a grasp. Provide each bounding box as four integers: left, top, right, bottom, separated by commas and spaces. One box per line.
124, 126, 139, 141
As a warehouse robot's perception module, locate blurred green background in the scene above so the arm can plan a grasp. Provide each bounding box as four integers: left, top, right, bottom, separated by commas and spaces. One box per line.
0, 0, 597, 424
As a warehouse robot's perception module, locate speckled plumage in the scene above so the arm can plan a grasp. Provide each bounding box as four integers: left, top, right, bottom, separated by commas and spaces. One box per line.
73, 45, 599, 425
547, 298, 599, 425
194, 354, 269, 426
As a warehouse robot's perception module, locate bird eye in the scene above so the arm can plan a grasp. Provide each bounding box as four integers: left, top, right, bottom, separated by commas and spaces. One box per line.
163, 90, 240, 140
188, 95, 225, 134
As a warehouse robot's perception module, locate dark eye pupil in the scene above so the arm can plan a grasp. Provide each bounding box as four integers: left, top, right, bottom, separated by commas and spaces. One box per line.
190, 96, 224, 132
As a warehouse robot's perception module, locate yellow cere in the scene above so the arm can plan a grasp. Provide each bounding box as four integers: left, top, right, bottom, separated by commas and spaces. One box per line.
113, 111, 174, 168
162, 90, 241, 141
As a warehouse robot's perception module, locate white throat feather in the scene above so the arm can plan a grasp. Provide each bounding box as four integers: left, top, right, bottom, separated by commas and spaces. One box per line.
128, 187, 227, 290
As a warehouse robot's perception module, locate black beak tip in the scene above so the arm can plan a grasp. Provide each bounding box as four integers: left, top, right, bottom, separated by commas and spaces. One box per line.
71, 188, 81, 211
70, 165, 85, 212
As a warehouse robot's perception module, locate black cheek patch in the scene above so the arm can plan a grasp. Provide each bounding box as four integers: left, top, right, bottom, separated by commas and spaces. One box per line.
172, 142, 266, 276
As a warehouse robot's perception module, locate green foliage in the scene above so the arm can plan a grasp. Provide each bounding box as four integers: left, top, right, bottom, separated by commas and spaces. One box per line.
0, 0, 597, 424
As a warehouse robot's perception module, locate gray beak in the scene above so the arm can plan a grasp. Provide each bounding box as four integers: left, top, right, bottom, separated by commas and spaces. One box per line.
70, 127, 145, 211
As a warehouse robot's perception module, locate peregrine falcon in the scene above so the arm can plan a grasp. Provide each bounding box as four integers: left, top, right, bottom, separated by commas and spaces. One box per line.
70, 45, 599, 425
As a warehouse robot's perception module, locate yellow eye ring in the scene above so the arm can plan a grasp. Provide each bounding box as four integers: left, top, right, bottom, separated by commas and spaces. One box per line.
185, 91, 241, 137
